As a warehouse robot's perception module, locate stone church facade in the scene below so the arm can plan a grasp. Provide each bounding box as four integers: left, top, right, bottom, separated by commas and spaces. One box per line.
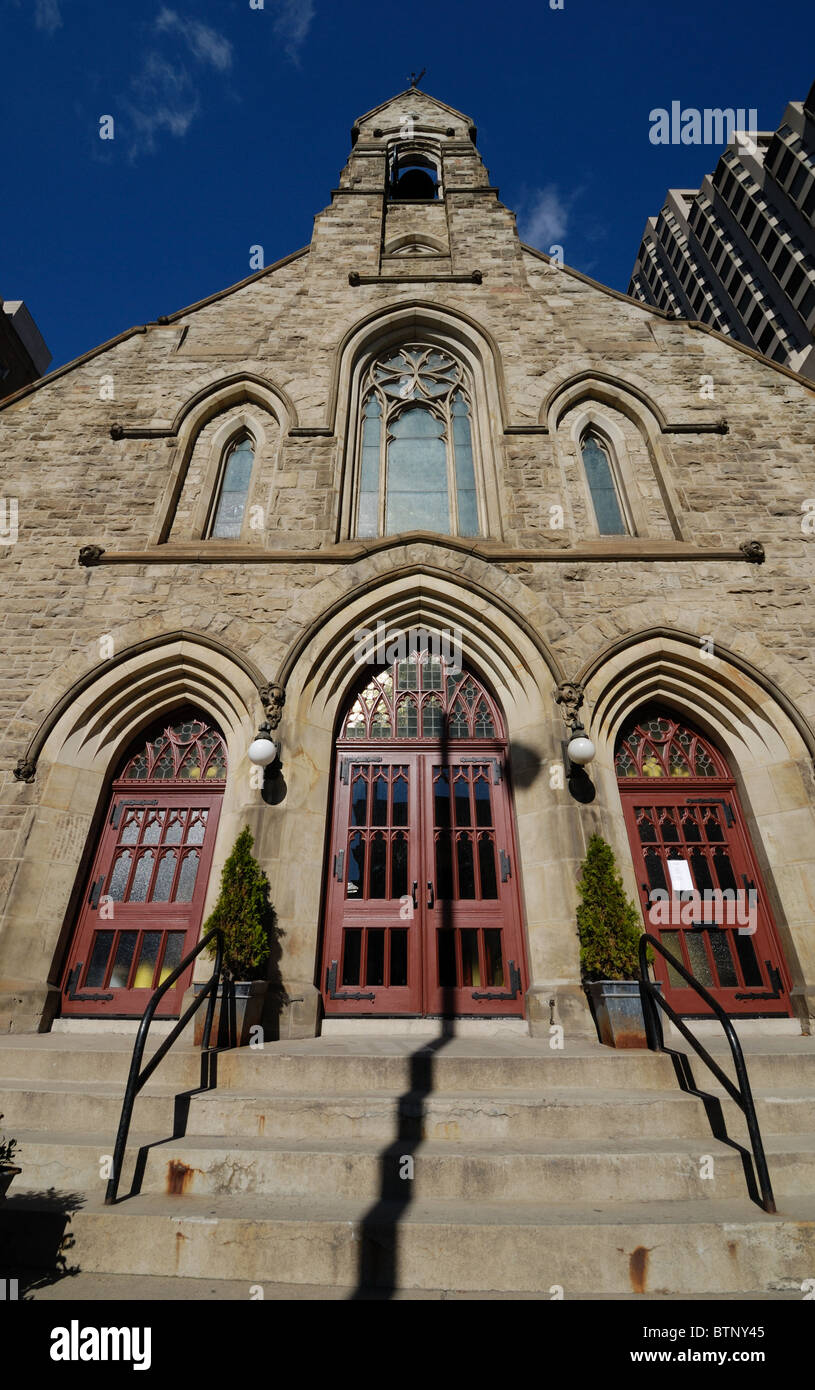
2, 88, 815, 1040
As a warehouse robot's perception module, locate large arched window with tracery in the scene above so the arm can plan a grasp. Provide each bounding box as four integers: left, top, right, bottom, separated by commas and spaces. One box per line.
342, 658, 500, 742
355, 346, 480, 538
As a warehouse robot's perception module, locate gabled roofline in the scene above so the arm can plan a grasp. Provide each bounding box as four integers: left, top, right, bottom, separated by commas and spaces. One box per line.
522, 242, 815, 395
353, 86, 474, 130
0, 245, 310, 414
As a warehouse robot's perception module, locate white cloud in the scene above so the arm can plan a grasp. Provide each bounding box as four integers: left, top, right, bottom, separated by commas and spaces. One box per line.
123, 10, 233, 159
125, 53, 200, 158
273, 0, 315, 60
154, 8, 233, 71
35, 0, 62, 35
517, 184, 571, 250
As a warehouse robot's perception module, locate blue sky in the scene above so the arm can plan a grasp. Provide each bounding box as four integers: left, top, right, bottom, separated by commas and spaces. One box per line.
2, 0, 812, 372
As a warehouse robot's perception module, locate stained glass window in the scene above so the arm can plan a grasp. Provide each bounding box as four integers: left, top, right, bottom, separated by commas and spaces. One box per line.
340, 653, 502, 741
120, 712, 227, 783
615, 709, 727, 780
210, 436, 255, 539
581, 433, 627, 535
355, 346, 481, 538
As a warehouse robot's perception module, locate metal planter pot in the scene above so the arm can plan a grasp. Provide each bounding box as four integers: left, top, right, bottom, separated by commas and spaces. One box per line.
0, 1166, 21, 1201
193, 980, 267, 1048
586, 980, 661, 1049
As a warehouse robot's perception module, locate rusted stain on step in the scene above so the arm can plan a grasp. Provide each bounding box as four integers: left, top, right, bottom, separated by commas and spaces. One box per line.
629, 1245, 652, 1294
167, 1159, 198, 1195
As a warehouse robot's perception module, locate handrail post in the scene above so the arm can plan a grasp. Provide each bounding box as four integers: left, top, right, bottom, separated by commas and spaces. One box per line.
105, 927, 224, 1205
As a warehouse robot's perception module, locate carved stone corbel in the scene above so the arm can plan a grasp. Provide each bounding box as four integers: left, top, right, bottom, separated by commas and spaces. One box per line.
739, 540, 765, 564
259, 683, 286, 730
555, 681, 585, 727
78, 545, 105, 567
13, 758, 36, 783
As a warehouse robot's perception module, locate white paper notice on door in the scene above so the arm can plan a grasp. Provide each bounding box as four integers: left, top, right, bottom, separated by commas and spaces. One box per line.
667, 858, 694, 893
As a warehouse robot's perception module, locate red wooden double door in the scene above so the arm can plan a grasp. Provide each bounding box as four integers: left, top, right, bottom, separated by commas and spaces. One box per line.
61, 712, 226, 1018
321, 660, 527, 1017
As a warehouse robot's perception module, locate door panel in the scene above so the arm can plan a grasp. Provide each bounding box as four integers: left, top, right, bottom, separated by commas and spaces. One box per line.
63, 789, 222, 1017
622, 788, 790, 1016
323, 756, 422, 1013
424, 759, 523, 1015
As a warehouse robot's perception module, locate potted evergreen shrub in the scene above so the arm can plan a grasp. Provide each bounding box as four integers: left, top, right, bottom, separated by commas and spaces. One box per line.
577, 833, 657, 1048
194, 827, 275, 1047
0, 1114, 21, 1200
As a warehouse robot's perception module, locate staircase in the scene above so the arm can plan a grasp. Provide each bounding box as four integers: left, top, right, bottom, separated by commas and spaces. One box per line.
1, 1032, 815, 1298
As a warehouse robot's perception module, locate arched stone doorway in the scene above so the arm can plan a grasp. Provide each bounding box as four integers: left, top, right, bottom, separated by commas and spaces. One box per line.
320, 650, 528, 1018
616, 706, 792, 1017
60, 708, 228, 1018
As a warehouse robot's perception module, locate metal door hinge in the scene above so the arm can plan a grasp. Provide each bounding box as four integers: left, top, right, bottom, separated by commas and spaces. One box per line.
65, 963, 114, 1004
326, 959, 375, 1003
111, 798, 158, 828
735, 961, 785, 1002
473, 959, 521, 1002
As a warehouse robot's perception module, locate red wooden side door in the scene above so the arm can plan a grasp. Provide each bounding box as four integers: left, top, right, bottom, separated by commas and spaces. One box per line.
62, 788, 222, 1017
621, 787, 791, 1016
322, 748, 526, 1017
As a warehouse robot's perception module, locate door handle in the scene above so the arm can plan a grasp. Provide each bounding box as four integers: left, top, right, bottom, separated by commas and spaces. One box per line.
427, 880, 435, 908
411, 880, 418, 910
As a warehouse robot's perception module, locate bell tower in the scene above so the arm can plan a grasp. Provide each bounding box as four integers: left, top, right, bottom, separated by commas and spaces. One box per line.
307, 85, 528, 286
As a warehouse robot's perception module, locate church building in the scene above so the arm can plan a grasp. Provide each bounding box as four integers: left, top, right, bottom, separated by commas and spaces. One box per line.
2, 86, 815, 1044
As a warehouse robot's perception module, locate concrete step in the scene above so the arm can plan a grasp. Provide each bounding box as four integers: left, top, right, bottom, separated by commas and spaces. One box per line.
0, 1078, 185, 1133
0, 1038, 201, 1087
183, 1083, 815, 1143
187, 1085, 714, 1141
1, 1034, 812, 1096
2, 1191, 813, 1294
2, 1270, 804, 1301
4, 1074, 812, 1149
12, 1129, 813, 1204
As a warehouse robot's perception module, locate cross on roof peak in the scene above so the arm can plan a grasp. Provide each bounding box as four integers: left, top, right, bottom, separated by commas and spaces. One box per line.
408, 68, 426, 88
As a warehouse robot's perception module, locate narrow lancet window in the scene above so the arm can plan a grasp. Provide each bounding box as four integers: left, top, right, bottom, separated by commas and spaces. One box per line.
581, 433, 627, 535
210, 436, 254, 539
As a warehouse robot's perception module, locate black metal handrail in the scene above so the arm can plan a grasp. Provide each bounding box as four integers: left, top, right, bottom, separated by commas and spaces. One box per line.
104, 927, 224, 1205
638, 932, 775, 1213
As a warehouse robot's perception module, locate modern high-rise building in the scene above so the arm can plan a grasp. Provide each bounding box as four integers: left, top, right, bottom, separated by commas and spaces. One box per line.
0, 297, 51, 399
628, 81, 815, 379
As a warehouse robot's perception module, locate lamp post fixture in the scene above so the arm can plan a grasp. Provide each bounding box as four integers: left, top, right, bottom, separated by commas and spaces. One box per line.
248, 721, 278, 768
566, 721, 596, 768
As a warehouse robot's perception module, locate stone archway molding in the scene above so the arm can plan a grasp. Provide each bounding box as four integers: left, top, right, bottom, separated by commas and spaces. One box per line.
578, 624, 815, 763
579, 624, 815, 1028
13, 629, 269, 783
273, 557, 566, 711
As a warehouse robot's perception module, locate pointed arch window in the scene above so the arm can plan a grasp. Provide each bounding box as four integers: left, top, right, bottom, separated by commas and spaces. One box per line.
340, 656, 503, 742
580, 431, 628, 535
614, 709, 727, 780
355, 346, 480, 538
209, 435, 255, 539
